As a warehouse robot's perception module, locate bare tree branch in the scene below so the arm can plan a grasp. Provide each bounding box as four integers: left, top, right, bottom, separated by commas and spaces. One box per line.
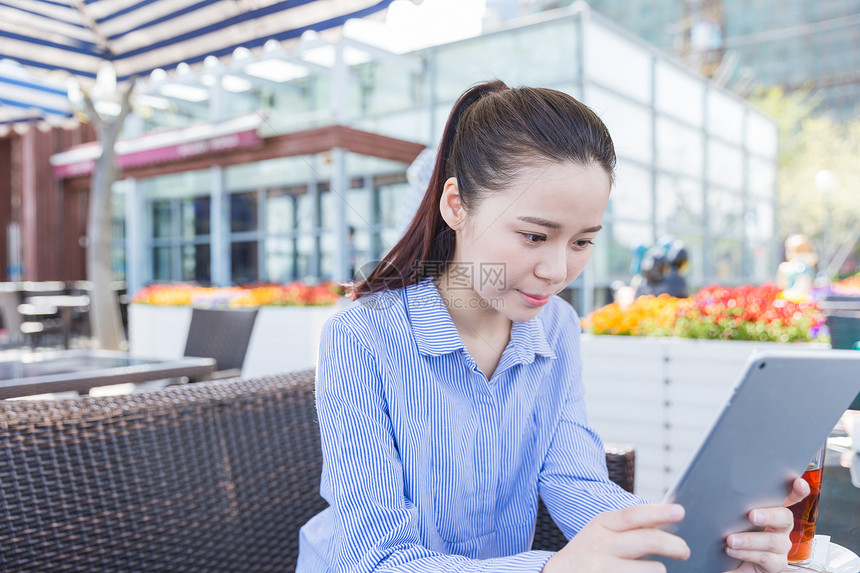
82, 85, 134, 350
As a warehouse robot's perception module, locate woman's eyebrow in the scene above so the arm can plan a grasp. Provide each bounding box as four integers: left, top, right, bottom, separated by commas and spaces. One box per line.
516, 215, 561, 230
516, 216, 603, 234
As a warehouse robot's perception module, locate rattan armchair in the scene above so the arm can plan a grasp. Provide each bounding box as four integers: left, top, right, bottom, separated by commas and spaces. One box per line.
0, 369, 323, 572
0, 368, 635, 571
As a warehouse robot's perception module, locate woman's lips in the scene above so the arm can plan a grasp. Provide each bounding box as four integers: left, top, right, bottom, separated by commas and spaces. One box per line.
518, 290, 551, 307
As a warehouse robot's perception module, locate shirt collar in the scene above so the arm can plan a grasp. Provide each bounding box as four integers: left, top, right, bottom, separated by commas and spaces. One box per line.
405, 277, 464, 356
405, 277, 556, 361
510, 314, 557, 362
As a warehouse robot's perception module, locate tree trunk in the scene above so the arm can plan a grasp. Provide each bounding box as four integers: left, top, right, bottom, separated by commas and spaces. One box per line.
83, 89, 132, 351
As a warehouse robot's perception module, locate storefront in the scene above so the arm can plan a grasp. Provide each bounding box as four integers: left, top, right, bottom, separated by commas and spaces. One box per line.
50, 114, 424, 293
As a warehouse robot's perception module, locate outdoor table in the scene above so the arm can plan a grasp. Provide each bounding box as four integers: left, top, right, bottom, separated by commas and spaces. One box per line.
782, 538, 860, 572
23, 294, 90, 348
0, 349, 216, 399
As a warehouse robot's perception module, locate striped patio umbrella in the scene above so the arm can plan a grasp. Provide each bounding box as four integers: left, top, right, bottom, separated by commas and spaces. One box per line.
0, 59, 73, 129
0, 0, 398, 84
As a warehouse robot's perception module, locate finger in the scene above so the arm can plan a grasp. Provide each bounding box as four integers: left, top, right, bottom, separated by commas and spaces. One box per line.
600, 504, 686, 532
725, 530, 792, 555
743, 507, 794, 533
724, 546, 788, 573
783, 477, 810, 507
611, 528, 691, 561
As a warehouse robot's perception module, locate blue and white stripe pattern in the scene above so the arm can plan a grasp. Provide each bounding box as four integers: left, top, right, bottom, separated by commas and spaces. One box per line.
0, 0, 396, 82
0, 59, 72, 126
298, 277, 644, 572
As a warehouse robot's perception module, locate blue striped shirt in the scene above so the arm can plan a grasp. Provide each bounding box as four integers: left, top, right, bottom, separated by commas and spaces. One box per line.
297, 277, 642, 572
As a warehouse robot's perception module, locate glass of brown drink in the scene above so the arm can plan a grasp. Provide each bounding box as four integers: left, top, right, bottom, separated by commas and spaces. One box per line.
787, 443, 827, 565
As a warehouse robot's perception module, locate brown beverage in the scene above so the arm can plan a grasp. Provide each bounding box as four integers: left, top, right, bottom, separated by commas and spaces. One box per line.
787, 466, 824, 563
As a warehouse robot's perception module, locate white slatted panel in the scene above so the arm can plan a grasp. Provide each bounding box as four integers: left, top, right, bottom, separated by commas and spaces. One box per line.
582, 335, 666, 501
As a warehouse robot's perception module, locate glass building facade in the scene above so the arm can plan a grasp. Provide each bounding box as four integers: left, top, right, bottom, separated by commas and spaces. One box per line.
114, 6, 778, 316
530, 0, 860, 119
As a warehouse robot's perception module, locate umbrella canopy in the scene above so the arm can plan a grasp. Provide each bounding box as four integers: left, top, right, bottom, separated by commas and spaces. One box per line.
0, 59, 73, 127
0, 0, 397, 84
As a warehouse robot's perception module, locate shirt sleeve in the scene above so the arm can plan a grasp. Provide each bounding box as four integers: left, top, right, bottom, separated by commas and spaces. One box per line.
313, 317, 555, 573
537, 310, 646, 540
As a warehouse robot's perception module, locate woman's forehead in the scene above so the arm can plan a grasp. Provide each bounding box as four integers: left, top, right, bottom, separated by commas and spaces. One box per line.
481, 164, 610, 209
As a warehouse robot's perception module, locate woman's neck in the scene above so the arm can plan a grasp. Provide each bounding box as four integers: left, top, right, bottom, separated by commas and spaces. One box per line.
433, 275, 511, 345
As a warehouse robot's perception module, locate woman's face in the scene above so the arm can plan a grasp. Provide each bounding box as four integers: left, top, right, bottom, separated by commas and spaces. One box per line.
444, 161, 611, 323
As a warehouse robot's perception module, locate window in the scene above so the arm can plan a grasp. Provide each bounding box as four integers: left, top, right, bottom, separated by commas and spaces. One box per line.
148, 195, 212, 284
585, 21, 652, 103
588, 86, 653, 164
707, 140, 743, 190
230, 191, 258, 233
608, 163, 653, 223
655, 61, 704, 126
229, 190, 261, 284
264, 186, 301, 282
231, 241, 258, 284
656, 117, 704, 178
656, 176, 703, 231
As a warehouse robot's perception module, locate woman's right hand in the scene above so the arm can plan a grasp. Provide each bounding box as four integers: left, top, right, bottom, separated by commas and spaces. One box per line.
541, 504, 690, 573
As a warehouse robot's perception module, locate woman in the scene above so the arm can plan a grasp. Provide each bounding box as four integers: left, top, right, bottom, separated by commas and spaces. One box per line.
297, 80, 806, 573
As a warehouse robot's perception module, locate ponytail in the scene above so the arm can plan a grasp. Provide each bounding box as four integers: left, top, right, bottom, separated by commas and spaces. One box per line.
352, 80, 510, 298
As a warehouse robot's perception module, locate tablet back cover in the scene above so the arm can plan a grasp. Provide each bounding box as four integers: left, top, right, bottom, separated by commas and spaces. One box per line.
652, 349, 860, 572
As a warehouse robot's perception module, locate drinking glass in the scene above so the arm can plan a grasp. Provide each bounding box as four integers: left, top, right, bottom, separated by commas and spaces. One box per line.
787, 443, 827, 565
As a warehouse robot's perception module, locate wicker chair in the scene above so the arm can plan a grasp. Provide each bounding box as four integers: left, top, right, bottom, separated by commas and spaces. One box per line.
0, 369, 324, 572
0, 368, 635, 571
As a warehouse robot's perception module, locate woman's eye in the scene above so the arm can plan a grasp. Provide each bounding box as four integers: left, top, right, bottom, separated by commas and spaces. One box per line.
521, 233, 546, 243
573, 239, 595, 249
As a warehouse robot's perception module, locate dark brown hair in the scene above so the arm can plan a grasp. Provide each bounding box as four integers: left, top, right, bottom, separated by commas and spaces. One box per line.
352, 79, 616, 298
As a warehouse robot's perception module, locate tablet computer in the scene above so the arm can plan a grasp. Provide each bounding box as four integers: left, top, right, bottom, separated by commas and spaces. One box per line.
650, 349, 860, 572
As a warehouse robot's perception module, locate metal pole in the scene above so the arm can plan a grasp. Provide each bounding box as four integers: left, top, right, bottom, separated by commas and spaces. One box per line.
124, 178, 143, 295
330, 41, 349, 283
209, 72, 229, 286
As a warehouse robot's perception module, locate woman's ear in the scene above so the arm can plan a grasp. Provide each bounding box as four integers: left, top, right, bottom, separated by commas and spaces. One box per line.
439, 177, 465, 230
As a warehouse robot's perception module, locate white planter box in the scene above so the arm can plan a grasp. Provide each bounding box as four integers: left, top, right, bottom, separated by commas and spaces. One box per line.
128, 305, 191, 360
580, 335, 828, 501
128, 304, 343, 378
242, 305, 343, 378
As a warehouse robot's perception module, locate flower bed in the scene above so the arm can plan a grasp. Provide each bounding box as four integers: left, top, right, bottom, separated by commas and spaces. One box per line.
583, 284, 827, 343
131, 281, 343, 307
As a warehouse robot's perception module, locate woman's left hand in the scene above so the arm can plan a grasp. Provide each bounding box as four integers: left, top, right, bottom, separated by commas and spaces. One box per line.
723, 477, 811, 573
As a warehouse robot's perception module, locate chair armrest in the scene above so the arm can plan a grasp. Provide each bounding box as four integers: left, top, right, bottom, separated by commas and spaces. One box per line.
532, 444, 637, 551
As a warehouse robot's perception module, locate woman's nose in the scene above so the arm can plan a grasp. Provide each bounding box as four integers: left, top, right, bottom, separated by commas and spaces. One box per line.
534, 248, 567, 285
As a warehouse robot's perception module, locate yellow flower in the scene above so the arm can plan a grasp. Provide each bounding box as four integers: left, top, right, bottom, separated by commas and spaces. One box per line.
583, 294, 689, 336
